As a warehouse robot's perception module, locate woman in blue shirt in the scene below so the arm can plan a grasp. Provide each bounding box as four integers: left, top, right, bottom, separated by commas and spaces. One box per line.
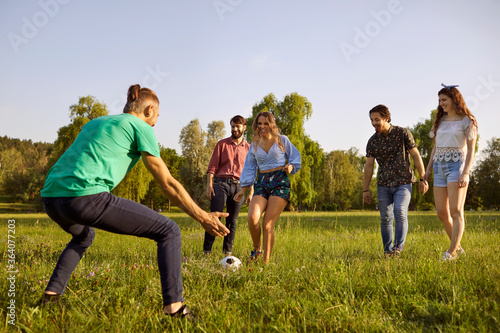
234, 111, 301, 264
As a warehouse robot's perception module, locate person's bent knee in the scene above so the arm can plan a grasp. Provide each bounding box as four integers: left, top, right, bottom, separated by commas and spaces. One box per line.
165, 221, 182, 239
73, 227, 95, 248
154, 218, 181, 243
248, 214, 261, 225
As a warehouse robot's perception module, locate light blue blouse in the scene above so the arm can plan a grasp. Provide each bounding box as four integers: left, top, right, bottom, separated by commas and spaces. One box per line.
240, 135, 301, 187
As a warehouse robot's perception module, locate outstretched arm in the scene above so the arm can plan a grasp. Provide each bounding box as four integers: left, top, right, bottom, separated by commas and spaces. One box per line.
141, 152, 229, 237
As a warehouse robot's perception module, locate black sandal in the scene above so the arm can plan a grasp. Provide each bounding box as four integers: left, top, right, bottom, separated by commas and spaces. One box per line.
39, 293, 60, 306
168, 305, 199, 322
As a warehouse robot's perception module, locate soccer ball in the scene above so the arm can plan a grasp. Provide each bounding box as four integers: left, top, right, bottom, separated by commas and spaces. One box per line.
219, 256, 242, 270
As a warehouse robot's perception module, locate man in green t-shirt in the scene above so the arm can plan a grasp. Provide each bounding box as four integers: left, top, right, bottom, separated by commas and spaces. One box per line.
41, 85, 229, 320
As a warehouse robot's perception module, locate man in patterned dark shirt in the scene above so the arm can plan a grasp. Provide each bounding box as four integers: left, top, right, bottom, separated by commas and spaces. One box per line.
363, 105, 429, 256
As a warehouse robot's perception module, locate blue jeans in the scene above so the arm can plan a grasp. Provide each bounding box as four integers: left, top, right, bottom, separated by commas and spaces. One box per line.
377, 184, 412, 253
203, 179, 243, 254
42, 192, 184, 306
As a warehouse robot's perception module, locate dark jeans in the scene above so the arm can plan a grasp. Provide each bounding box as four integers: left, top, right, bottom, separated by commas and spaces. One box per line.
42, 192, 184, 306
203, 180, 243, 254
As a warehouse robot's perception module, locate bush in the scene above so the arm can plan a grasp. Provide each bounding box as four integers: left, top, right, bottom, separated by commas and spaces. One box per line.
419, 202, 435, 211
321, 203, 338, 211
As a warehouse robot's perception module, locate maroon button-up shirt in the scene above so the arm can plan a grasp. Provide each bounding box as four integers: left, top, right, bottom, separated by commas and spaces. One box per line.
207, 136, 250, 179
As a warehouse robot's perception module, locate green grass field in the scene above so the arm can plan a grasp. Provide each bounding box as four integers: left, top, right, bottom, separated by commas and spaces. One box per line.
1, 211, 499, 332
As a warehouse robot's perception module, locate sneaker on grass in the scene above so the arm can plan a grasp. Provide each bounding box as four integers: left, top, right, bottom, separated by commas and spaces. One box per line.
441, 251, 457, 261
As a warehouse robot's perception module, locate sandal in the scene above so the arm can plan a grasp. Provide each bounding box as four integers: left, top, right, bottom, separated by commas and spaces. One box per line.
40, 293, 60, 306
249, 250, 262, 260
168, 304, 199, 322
441, 251, 457, 261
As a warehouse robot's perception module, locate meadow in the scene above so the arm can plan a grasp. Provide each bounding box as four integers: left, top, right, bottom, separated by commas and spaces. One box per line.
1, 211, 499, 332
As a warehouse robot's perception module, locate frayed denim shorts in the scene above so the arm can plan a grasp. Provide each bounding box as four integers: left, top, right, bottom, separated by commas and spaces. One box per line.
433, 159, 464, 187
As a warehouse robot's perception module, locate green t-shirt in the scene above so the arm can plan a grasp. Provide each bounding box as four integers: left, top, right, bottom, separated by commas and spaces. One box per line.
41, 113, 160, 197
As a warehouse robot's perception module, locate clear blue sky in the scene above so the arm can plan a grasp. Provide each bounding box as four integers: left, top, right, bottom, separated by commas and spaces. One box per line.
1, 0, 499, 159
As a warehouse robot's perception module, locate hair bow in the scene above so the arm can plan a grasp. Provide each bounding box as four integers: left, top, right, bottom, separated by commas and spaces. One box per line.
441, 83, 459, 90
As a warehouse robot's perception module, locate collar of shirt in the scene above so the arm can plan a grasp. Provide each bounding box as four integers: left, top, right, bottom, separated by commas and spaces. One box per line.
224, 136, 246, 146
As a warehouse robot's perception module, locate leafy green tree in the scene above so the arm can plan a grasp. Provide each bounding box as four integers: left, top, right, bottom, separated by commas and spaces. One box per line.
179, 119, 225, 208
206, 120, 226, 152
465, 174, 482, 210
0, 147, 24, 199
112, 159, 153, 202
473, 138, 500, 210
346, 147, 367, 210
317, 149, 364, 211
179, 119, 209, 207
69, 95, 108, 121
408, 110, 436, 210
0, 137, 52, 208
246, 93, 322, 209
305, 138, 325, 211
49, 96, 109, 167
141, 146, 184, 211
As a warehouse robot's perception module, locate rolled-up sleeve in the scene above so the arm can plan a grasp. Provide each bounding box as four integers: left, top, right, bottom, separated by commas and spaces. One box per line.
282, 136, 301, 175
206, 142, 221, 174
240, 146, 259, 187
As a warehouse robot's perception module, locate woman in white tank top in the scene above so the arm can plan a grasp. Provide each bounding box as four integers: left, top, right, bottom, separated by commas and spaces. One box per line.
424, 84, 478, 261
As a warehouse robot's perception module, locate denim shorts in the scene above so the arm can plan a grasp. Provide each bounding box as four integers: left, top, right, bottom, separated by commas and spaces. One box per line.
254, 169, 291, 201
433, 159, 464, 187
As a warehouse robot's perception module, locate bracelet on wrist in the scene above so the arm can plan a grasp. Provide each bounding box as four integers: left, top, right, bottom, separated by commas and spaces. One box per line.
363, 190, 370, 192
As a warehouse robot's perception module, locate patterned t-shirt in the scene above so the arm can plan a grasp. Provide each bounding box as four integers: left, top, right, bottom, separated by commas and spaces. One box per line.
366, 125, 417, 187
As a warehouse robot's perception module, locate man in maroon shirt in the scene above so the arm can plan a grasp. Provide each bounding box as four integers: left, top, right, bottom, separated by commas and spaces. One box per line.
204, 115, 253, 255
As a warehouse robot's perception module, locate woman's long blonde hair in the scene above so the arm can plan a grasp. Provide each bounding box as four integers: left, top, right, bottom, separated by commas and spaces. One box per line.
252, 111, 285, 152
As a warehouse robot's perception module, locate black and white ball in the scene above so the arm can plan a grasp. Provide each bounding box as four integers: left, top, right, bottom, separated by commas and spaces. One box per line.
219, 256, 242, 270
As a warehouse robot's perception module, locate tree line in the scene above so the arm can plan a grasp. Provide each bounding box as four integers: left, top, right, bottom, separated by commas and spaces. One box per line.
1, 94, 499, 212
